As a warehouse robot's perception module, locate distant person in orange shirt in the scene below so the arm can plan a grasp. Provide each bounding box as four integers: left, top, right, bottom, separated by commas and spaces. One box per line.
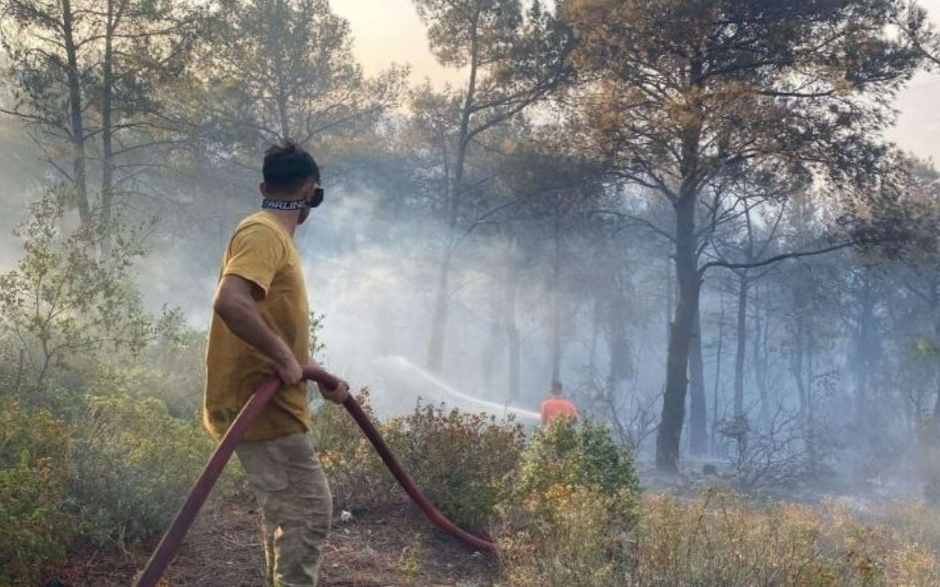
540, 381, 579, 428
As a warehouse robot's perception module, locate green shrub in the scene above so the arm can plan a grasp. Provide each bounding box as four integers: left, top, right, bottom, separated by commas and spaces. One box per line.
68, 395, 227, 548
314, 394, 525, 531
496, 419, 641, 587
311, 389, 396, 510
0, 399, 74, 586
499, 485, 631, 587
81, 325, 205, 420
384, 400, 526, 533
509, 418, 641, 521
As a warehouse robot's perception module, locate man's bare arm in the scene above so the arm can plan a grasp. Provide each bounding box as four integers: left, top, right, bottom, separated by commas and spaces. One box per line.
213, 275, 303, 385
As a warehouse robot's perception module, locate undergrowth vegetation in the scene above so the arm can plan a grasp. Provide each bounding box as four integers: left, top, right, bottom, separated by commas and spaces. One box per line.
314, 392, 526, 532
4, 196, 940, 587
7, 351, 940, 586
622, 493, 940, 587
0, 399, 74, 586
69, 395, 232, 548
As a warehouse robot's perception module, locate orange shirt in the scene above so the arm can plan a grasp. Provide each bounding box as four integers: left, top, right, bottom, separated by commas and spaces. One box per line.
540, 397, 579, 427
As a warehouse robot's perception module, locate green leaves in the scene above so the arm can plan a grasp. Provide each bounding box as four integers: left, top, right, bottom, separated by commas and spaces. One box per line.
0, 190, 169, 392
202, 0, 406, 157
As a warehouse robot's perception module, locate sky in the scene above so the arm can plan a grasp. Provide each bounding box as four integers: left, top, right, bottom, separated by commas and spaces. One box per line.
334, 0, 940, 162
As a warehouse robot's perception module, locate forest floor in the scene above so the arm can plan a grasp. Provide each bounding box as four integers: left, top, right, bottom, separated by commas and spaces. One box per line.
47, 494, 500, 587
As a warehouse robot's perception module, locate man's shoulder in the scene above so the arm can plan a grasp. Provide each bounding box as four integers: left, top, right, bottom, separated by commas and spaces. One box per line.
233, 212, 288, 242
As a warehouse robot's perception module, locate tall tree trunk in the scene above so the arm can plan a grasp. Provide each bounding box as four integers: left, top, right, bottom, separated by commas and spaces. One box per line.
272, 0, 291, 141
712, 299, 725, 453
792, 313, 807, 416
482, 300, 502, 390
101, 0, 118, 225
427, 253, 453, 374
656, 53, 703, 471
855, 275, 874, 427
806, 315, 814, 422
608, 286, 631, 383
665, 255, 674, 340
753, 284, 770, 422
276, 93, 291, 141
62, 0, 90, 224
505, 241, 521, 402
656, 193, 700, 471
733, 272, 749, 418
550, 202, 562, 383
589, 295, 601, 370
689, 308, 708, 455
929, 286, 940, 432
427, 31, 477, 375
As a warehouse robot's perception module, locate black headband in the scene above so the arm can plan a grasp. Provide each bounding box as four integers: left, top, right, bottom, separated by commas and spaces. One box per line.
261, 188, 324, 211
262, 199, 308, 211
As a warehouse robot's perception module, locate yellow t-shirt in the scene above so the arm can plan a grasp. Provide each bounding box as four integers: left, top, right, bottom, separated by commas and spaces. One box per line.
203, 211, 310, 441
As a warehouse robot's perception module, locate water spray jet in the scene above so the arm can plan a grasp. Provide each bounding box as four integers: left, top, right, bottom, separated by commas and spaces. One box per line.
386, 355, 541, 422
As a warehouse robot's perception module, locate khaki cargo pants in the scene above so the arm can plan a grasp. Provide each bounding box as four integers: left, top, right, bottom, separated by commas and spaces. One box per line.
236, 433, 332, 587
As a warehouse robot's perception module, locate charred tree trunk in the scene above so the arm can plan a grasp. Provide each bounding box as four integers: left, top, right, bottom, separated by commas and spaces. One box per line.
689, 308, 708, 455
655, 53, 704, 472
733, 271, 749, 419
656, 192, 700, 471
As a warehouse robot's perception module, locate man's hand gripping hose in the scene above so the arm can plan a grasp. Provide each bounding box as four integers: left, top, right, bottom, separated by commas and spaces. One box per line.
132, 366, 496, 587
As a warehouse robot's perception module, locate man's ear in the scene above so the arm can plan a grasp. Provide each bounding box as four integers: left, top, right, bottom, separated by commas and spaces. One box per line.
259, 182, 267, 197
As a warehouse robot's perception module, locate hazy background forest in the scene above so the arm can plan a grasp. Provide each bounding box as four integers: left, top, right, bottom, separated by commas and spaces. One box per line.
6, 0, 940, 585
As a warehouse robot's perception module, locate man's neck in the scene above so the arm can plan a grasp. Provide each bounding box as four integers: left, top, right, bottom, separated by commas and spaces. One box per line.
262, 209, 300, 237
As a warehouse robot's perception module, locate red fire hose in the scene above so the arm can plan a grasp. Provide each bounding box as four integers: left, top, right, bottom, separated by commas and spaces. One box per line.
132, 366, 496, 587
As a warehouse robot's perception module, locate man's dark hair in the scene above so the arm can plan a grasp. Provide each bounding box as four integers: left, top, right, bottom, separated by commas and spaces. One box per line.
263, 140, 320, 194
551, 381, 563, 395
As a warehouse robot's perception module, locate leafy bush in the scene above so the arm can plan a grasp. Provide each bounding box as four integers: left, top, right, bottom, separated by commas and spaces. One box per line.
385, 400, 526, 533
314, 394, 524, 533
0, 194, 163, 399
80, 321, 204, 420
311, 389, 395, 510
507, 418, 641, 522
0, 399, 74, 586
497, 419, 640, 586
499, 485, 631, 587
68, 395, 227, 548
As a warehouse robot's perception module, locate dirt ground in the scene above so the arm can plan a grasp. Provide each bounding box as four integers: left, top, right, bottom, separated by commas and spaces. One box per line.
46, 495, 500, 587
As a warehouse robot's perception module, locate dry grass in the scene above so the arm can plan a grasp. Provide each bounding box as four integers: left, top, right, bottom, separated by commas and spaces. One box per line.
500, 490, 940, 587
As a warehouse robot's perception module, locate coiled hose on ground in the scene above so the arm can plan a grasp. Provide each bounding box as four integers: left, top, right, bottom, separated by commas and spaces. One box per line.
132, 366, 496, 587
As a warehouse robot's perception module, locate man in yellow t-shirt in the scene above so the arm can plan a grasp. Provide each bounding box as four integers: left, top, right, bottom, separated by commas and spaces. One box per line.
204, 140, 349, 587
